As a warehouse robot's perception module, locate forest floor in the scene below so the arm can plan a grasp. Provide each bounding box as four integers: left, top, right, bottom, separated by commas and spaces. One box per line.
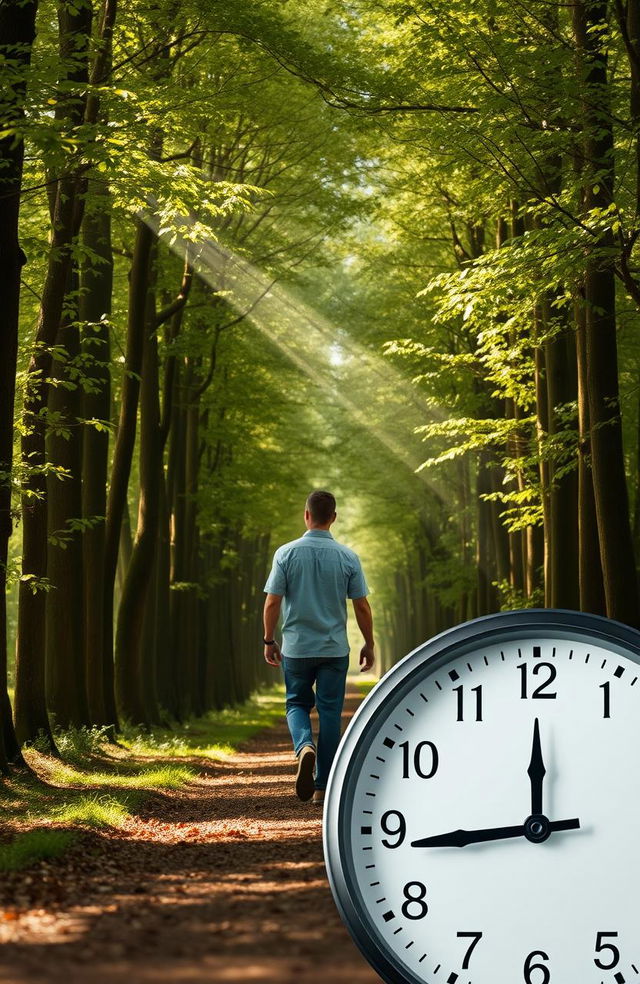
0, 684, 379, 984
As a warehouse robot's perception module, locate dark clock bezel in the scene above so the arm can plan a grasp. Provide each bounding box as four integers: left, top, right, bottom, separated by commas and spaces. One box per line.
322, 608, 640, 984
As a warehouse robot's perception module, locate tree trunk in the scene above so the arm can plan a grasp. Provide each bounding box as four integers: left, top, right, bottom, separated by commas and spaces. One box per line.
575, 293, 607, 613
545, 309, 579, 610
45, 267, 90, 728
15, 0, 92, 748
103, 216, 154, 728
573, 0, 639, 624
115, 245, 161, 726
81, 181, 113, 725
0, 0, 40, 769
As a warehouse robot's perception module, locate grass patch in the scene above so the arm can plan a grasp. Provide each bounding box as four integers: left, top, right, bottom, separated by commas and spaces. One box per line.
50, 792, 137, 829
121, 686, 285, 760
0, 829, 76, 872
353, 676, 378, 697
48, 762, 196, 790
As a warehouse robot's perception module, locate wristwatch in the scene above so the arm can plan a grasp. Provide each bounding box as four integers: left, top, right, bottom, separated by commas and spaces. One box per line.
263, 638, 276, 645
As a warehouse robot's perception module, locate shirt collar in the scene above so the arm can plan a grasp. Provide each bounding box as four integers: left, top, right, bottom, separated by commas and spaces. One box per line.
303, 529, 334, 538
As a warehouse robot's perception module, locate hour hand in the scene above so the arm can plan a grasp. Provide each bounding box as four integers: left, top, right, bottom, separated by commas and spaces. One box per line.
411, 824, 525, 848
410, 817, 580, 848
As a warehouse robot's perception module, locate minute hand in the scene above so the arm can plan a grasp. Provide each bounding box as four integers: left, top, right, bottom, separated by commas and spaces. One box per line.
411, 817, 580, 848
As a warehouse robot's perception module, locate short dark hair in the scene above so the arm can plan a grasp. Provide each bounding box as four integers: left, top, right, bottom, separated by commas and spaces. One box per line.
306, 489, 336, 524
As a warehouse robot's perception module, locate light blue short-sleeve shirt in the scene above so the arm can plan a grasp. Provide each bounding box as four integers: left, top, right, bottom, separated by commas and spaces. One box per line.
263, 529, 369, 658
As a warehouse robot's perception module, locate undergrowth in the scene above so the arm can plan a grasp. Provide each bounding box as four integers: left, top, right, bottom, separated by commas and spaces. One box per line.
0, 685, 285, 871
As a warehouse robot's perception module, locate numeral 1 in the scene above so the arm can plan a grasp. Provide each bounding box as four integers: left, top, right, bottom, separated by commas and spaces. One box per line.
600, 681, 611, 719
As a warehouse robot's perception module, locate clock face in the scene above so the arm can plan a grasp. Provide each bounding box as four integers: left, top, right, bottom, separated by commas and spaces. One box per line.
323, 610, 640, 984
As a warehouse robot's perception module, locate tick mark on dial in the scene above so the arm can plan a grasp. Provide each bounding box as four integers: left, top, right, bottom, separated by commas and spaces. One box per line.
393, 927, 402, 935
382, 910, 395, 922
376, 756, 385, 763
375, 897, 386, 904
365, 864, 375, 869
614, 973, 626, 984
394, 723, 404, 731
615, 664, 625, 678
585, 652, 591, 663
500, 650, 506, 661
533, 646, 540, 658
362, 810, 372, 815
365, 792, 375, 797
466, 662, 473, 672
361, 826, 372, 835
405, 941, 414, 949
632, 677, 638, 686
369, 774, 380, 780
435, 681, 442, 691
418, 953, 426, 962
601, 659, 607, 669
449, 669, 460, 682
569, 649, 573, 659
483, 655, 489, 666
447, 974, 459, 984
420, 692, 428, 703
406, 707, 415, 716
434, 964, 441, 974
369, 881, 380, 887
383, 737, 395, 749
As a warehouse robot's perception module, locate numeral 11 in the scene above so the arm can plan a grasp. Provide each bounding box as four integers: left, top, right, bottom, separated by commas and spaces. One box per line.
453, 684, 483, 722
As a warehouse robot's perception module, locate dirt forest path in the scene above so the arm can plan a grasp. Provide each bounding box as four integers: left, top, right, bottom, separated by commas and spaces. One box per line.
0, 686, 380, 984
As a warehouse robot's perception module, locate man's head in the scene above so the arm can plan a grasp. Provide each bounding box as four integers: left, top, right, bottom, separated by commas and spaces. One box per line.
305, 489, 337, 530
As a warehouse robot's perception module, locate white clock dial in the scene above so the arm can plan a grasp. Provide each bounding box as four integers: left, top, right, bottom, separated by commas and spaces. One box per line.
324, 611, 640, 984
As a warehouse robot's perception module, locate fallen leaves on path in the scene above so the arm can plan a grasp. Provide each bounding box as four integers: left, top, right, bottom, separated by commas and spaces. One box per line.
0, 692, 379, 984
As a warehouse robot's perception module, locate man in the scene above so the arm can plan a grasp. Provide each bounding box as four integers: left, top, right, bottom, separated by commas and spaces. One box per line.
262, 489, 375, 805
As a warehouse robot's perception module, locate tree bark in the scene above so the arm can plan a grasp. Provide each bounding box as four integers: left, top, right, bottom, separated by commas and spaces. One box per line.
544, 309, 579, 610
45, 268, 90, 728
0, 0, 40, 769
80, 177, 113, 726
102, 215, 154, 727
573, 0, 639, 624
15, 0, 92, 748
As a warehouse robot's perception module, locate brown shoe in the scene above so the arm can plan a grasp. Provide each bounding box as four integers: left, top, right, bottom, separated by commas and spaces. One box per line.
295, 745, 316, 801
312, 789, 325, 805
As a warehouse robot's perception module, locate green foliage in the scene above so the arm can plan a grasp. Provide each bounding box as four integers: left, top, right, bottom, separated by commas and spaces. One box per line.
0, 830, 76, 873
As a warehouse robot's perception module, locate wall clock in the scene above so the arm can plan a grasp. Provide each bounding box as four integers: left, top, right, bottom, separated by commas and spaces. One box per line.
323, 608, 640, 984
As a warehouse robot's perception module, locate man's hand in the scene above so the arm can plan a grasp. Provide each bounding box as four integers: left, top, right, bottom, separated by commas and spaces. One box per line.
353, 597, 375, 672
264, 642, 282, 667
359, 644, 375, 672
263, 593, 283, 667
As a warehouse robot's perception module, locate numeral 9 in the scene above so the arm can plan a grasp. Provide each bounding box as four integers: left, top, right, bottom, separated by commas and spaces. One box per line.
380, 810, 406, 848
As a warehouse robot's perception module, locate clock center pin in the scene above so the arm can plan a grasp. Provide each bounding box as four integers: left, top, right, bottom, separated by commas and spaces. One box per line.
524, 814, 551, 844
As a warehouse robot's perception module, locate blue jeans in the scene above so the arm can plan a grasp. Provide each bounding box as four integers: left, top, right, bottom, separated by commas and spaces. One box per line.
282, 655, 349, 790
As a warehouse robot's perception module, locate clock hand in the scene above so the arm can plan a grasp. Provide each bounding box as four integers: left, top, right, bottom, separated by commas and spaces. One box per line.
527, 717, 546, 816
410, 817, 580, 848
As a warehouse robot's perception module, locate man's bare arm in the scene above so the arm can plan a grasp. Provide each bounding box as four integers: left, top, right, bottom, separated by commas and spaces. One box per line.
263, 593, 283, 666
352, 596, 375, 671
